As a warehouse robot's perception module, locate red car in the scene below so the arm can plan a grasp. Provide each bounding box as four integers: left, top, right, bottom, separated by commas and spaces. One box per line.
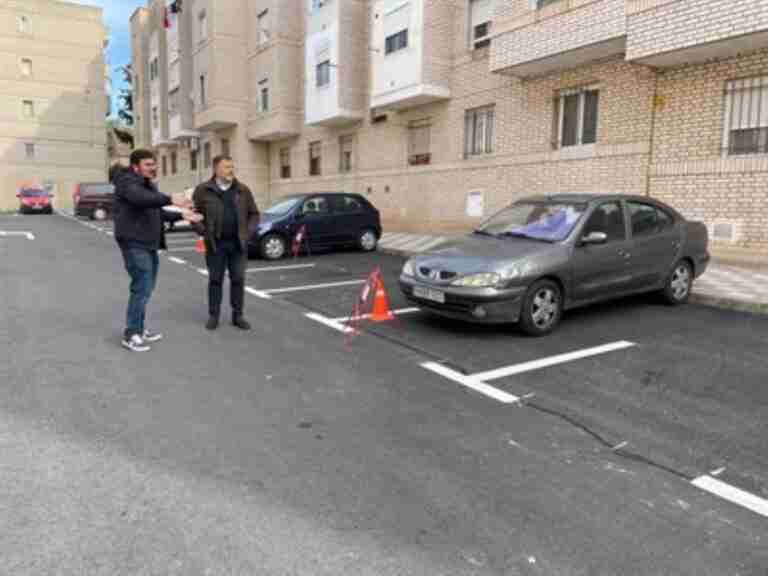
17, 187, 54, 214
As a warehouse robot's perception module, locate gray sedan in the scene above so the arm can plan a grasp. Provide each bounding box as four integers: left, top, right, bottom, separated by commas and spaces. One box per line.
400, 194, 710, 336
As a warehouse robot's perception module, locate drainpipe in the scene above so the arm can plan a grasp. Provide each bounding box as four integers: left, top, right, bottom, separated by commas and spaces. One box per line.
645, 69, 660, 198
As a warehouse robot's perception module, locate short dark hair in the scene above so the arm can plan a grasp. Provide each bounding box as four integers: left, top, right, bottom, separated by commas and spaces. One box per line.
130, 149, 155, 166
212, 155, 233, 170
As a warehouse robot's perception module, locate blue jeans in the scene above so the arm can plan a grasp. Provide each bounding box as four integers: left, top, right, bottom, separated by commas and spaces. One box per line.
120, 245, 159, 339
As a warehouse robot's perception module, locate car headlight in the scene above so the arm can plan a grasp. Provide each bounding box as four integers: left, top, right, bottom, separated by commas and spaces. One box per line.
402, 259, 415, 277
451, 273, 501, 287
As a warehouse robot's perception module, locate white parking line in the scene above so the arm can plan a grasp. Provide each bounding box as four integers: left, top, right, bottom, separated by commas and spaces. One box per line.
245, 286, 272, 299
164, 247, 199, 253
691, 475, 768, 518
168, 256, 187, 264
305, 312, 354, 334
262, 279, 365, 295
331, 307, 421, 322
0, 231, 35, 240
196, 268, 209, 276
470, 341, 637, 382
247, 264, 317, 273
421, 362, 520, 404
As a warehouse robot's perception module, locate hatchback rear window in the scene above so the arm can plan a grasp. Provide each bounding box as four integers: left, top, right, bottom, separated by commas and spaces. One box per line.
81, 184, 114, 195
21, 189, 47, 197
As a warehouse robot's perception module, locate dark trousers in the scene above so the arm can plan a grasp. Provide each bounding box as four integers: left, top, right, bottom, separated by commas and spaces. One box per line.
120, 245, 159, 339
206, 239, 246, 319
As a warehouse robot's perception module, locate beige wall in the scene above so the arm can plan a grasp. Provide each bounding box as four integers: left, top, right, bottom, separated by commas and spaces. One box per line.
0, 0, 107, 211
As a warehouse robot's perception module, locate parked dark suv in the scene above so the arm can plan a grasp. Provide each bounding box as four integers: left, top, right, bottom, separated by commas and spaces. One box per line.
250, 193, 383, 260
74, 182, 114, 220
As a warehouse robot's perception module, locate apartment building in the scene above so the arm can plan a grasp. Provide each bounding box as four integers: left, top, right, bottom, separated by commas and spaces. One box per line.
0, 0, 108, 211
133, 0, 768, 261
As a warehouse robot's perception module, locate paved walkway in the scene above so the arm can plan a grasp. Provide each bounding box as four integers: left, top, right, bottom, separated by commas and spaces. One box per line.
379, 232, 768, 314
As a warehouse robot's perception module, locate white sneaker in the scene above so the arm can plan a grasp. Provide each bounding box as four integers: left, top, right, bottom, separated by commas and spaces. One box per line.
122, 334, 151, 352
143, 329, 163, 343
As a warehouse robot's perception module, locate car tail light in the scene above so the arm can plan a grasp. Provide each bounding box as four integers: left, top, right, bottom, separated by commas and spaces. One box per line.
73, 184, 81, 205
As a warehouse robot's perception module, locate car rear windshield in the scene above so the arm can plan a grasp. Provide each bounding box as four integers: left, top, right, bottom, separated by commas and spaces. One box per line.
477, 202, 587, 242
81, 184, 114, 195
21, 189, 47, 197
264, 196, 303, 216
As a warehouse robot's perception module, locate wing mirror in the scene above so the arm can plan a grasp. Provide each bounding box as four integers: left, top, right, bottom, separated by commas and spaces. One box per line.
581, 231, 608, 245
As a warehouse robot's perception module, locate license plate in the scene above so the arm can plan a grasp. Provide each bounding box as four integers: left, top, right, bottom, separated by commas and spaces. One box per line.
32, 205, 43, 210
413, 286, 445, 304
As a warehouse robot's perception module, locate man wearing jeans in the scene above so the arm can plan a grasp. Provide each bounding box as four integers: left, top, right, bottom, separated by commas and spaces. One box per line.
113, 150, 199, 351
192, 155, 260, 331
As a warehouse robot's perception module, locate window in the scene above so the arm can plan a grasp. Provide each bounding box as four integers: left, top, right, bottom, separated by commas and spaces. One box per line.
199, 10, 208, 42
161, 155, 167, 177
199, 74, 207, 108
152, 106, 159, 128
20, 58, 32, 77
190, 149, 198, 171
24, 143, 35, 160
280, 148, 291, 179
257, 10, 269, 46
408, 119, 431, 165
628, 202, 674, 238
221, 138, 230, 157
17, 14, 30, 34
464, 106, 494, 157
168, 89, 180, 115
336, 195, 364, 213
171, 151, 177, 175
339, 135, 354, 172
22, 100, 35, 118
310, 0, 324, 12
150, 58, 159, 81
535, 0, 561, 8
203, 142, 211, 167
555, 88, 599, 148
309, 141, 321, 176
302, 196, 329, 214
260, 83, 269, 112
385, 29, 408, 54
582, 202, 626, 243
469, 0, 493, 50
723, 77, 768, 156
316, 61, 331, 88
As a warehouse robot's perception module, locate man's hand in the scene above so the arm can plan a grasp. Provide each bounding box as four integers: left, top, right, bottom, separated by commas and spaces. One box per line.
172, 192, 193, 208
181, 208, 204, 224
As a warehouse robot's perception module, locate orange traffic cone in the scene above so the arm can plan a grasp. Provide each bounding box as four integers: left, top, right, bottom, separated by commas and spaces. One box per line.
370, 276, 395, 322
195, 237, 206, 254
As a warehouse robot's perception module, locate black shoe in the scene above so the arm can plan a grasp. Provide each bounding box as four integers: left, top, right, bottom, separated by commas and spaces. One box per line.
206, 316, 219, 330
232, 316, 251, 331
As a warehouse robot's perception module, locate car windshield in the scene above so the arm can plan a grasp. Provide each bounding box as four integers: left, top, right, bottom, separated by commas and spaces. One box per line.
21, 189, 47, 197
477, 202, 587, 242
264, 197, 302, 216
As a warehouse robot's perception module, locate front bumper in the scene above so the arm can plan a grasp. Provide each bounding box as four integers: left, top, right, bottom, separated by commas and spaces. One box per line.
399, 275, 527, 324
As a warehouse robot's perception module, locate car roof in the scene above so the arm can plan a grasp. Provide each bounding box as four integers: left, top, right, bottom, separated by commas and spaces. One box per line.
518, 193, 670, 205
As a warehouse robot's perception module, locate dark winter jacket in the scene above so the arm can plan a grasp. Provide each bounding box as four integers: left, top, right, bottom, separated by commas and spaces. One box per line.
192, 178, 260, 253
113, 168, 172, 251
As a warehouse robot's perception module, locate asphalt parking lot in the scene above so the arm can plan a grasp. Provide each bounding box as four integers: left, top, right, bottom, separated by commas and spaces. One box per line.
1, 213, 766, 575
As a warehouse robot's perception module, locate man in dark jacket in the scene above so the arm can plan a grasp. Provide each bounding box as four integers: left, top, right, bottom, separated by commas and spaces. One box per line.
192, 155, 260, 331
114, 149, 198, 351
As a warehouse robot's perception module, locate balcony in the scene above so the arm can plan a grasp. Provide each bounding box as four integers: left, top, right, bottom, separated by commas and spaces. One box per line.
305, 0, 367, 126
370, 0, 452, 110
626, 0, 768, 67
195, 104, 240, 131
490, 0, 626, 78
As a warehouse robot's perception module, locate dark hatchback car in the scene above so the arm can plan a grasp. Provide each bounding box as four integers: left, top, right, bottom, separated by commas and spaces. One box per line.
250, 193, 382, 260
400, 194, 710, 336
17, 187, 54, 214
74, 182, 114, 220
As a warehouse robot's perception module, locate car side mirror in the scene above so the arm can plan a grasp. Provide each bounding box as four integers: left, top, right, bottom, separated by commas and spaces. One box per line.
581, 231, 608, 245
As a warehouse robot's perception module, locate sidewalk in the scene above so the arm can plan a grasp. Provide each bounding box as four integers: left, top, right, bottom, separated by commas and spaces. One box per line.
379, 232, 768, 315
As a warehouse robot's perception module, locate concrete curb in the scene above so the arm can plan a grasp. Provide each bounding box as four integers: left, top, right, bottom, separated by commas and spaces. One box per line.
690, 294, 768, 316
379, 244, 768, 317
